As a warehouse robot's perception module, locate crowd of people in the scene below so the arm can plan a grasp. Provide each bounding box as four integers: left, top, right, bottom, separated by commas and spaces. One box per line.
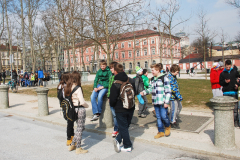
57, 60, 183, 154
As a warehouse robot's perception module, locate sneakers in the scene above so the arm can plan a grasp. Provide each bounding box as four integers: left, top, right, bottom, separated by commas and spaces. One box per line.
121, 147, 132, 152
165, 126, 171, 137
154, 132, 164, 139
76, 147, 88, 154
91, 114, 99, 121
66, 136, 74, 146
68, 145, 76, 151
113, 139, 121, 153
112, 131, 119, 137
138, 114, 147, 118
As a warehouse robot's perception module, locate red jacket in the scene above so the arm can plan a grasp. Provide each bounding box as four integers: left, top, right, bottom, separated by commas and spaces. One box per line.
210, 68, 221, 89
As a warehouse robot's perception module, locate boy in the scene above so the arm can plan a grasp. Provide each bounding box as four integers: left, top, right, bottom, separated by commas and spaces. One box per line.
91, 60, 112, 121
110, 63, 135, 152
134, 66, 145, 117
140, 63, 171, 139
139, 69, 149, 118
167, 64, 183, 127
107, 61, 119, 137
30, 73, 35, 87
219, 60, 240, 123
210, 62, 222, 97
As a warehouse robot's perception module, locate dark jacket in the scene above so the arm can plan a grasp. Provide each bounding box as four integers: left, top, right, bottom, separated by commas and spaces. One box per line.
134, 74, 144, 95
24, 72, 29, 79
12, 72, 18, 80
219, 68, 240, 94
110, 72, 135, 113
2, 71, 6, 78
58, 72, 62, 80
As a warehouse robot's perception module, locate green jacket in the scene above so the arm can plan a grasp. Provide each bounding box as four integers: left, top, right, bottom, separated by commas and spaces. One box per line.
141, 75, 149, 90
93, 66, 112, 89
107, 74, 115, 98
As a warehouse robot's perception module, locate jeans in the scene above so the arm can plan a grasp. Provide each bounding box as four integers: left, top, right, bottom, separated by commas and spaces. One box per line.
110, 106, 118, 131
154, 105, 170, 133
223, 94, 238, 121
67, 119, 74, 140
90, 84, 108, 115
115, 110, 134, 148
3, 78, 5, 84
39, 78, 43, 86
30, 81, 34, 86
138, 95, 148, 115
169, 100, 182, 123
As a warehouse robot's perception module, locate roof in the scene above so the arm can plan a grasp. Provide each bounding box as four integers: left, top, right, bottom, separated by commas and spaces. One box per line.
183, 53, 203, 59
179, 55, 240, 63
0, 44, 21, 51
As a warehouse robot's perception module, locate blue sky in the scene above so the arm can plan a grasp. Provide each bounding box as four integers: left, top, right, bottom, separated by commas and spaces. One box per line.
149, 0, 240, 43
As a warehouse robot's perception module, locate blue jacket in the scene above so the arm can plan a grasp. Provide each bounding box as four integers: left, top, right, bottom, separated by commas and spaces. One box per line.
167, 72, 183, 101
38, 70, 44, 78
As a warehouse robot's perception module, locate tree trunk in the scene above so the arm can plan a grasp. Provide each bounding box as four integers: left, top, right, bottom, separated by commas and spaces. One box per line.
102, 0, 110, 66
20, 0, 26, 71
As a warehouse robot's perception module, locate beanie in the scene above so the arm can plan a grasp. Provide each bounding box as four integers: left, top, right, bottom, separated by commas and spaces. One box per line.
213, 62, 220, 69
135, 66, 143, 74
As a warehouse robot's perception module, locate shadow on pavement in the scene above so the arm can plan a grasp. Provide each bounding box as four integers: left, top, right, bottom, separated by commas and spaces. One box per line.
10, 103, 25, 108
204, 129, 214, 144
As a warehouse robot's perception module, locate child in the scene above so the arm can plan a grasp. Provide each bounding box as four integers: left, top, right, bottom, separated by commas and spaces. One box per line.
140, 63, 171, 139
210, 62, 222, 97
90, 60, 112, 121
134, 66, 145, 117
167, 64, 183, 128
66, 71, 89, 154
107, 61, 119, 137
139, 69, 149, 118
30, 73, 35, 87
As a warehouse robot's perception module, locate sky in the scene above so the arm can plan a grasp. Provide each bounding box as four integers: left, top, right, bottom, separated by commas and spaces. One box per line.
149, 0, 240, 43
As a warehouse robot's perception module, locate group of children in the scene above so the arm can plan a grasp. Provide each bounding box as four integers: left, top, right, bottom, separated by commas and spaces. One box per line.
57, 60, 183, 154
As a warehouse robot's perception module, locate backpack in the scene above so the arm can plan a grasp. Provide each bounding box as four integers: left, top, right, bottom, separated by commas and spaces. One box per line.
151, 74, 166, 84
114, 78, 135, 109
25, 73, 29, 79
57, 87, 64, 103
60, 86, 80, 121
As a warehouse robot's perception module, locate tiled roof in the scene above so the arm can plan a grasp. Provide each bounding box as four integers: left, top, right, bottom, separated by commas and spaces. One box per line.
183, 53, 203, 59
0, 44, 21, 51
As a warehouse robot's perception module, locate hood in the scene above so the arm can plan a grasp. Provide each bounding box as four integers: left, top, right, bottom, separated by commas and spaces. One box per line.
114, 72, 128, 82
223, 68, 232, 73
103, 66, 110, 71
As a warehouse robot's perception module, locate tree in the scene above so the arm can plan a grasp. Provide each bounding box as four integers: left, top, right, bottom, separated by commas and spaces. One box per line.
195, 8, 216, 80
0, 0, 5, 72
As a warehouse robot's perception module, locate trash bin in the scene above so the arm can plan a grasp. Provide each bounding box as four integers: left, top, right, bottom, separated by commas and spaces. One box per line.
81, 72, 88, 82
129, 70, 132, 74
207, 69, 210, 73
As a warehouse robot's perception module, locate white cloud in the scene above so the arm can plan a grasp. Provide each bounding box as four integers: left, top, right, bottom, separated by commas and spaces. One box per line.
214, 0, 227, 8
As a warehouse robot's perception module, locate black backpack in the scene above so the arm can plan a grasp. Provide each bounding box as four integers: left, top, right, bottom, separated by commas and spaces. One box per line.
151, 74, 166, 84
57, 87, 64, 103
60, 86, 80, 121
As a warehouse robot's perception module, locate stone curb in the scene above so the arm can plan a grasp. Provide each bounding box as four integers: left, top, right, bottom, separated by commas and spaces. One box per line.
1, 109, 240, 159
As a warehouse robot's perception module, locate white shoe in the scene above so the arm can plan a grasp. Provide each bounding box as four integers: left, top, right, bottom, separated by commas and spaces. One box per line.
113, 139, 121, 153
121, 147, 132, 152
90, 115, 99, 121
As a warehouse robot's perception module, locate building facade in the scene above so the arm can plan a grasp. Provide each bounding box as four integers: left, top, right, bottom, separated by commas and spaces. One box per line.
64, 29, 182, 72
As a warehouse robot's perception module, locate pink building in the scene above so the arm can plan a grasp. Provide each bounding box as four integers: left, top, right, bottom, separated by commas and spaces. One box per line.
64, 29, 181, 72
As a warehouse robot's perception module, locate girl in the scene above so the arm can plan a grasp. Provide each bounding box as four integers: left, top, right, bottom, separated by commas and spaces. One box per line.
65, 71, 89, 154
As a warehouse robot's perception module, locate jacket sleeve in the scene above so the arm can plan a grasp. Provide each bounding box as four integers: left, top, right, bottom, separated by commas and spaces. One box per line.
219, 72, 226, 86
210, 71, 219, 84
143, 80, 153, 95
164, 76, 171, 104
109, 83, 119, 107
135, 76, 139, 94
143, 76, 150, 89
93, 71, 99, 88
107, 76, 113, 98
77, 87, 89, 108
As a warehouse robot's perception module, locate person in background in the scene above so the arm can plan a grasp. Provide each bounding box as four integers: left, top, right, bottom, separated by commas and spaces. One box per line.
218, 61, 224, 73
23, 70, 29, 87
30, 73, 35, 87
34, 73, 38, 86
210, 62, 222, 97
58, 69, 62, 82
38, 67, 44, 87
139, 69, 149, 118
2, 69, 6, 84
233, 64, 238, 72
0, 71, 2, 85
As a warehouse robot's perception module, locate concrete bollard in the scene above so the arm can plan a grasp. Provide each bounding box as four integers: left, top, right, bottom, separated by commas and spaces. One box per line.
35, 88, 49, 116
99, 95, 113, 128
210, 96, 237, 149
0, 85, 9, 109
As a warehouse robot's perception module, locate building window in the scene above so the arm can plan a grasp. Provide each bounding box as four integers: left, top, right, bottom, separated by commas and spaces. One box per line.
91, 47, 93, 52
71, 58, 73, 63
3, 60, 5, 65
136, 50, 140, 57
145, 61, 148, 68
66, 59, 68, 64
115, 52, 118, 59
129, 62, 132, 69
115, 44, 118, 49
71, 50, 73, 54
123, 63, 125, 70
86, 56, 89, 62
128, 42, 131, 48
86, 48, 88, 53
144, 49, 147, 56
143, 39, 147, 45
103, 54, 106, 59
137, 62, 140, 67
91, 55, 93, 60
122, 52, 125, 58
128, 51, 132, 58
152, 60, 156, 64
75, 51, 78, 55
76, 58, 78, 62
136, 40, 139, 46
121, 42, 124, 48
152, 48, 155, 55
151, 38, 155, 44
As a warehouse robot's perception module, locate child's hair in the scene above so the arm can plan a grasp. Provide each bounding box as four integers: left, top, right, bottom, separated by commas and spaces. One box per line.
65, 71, 82, 97
151, 63, 162, 71
114, 63, 124, 73
109, 61, 118, 69
225, 60, 232, 65
170, 64, 180, 73
100, 60, 107, 66
143, 69, 148, 75
158, 63, 163, 69
58, 72, 70, 89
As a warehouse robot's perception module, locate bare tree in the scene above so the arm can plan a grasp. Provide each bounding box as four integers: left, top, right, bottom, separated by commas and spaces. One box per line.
0, 0, 5, 72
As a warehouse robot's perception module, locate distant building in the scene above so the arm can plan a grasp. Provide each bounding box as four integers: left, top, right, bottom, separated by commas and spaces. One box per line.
175, 31, 190, 48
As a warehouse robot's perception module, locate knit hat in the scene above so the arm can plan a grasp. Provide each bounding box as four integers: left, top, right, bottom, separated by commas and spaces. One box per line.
218, 61, 224, 67
213, 62, 220, 69
135, 66, 143, 74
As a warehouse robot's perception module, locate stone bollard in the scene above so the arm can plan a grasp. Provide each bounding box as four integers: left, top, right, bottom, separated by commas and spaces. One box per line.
35, 88, 49, 116
0, 85, 9, 109
99, 95, 113, 128
210, 96, 237, 149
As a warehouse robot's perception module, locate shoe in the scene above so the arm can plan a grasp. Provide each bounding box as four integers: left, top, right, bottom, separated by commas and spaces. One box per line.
140, 114, 147, 118
121, 147, 132, 152
76, 147, 88, 154
154, 132, 164, 139
66, 136, 74, 146
113, 139, 121, 153
152, 110, 156, 117
90, 115, 99, 121
165, 126, 171, 137
68, 145, 76, 151
112, 131, 118, 137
